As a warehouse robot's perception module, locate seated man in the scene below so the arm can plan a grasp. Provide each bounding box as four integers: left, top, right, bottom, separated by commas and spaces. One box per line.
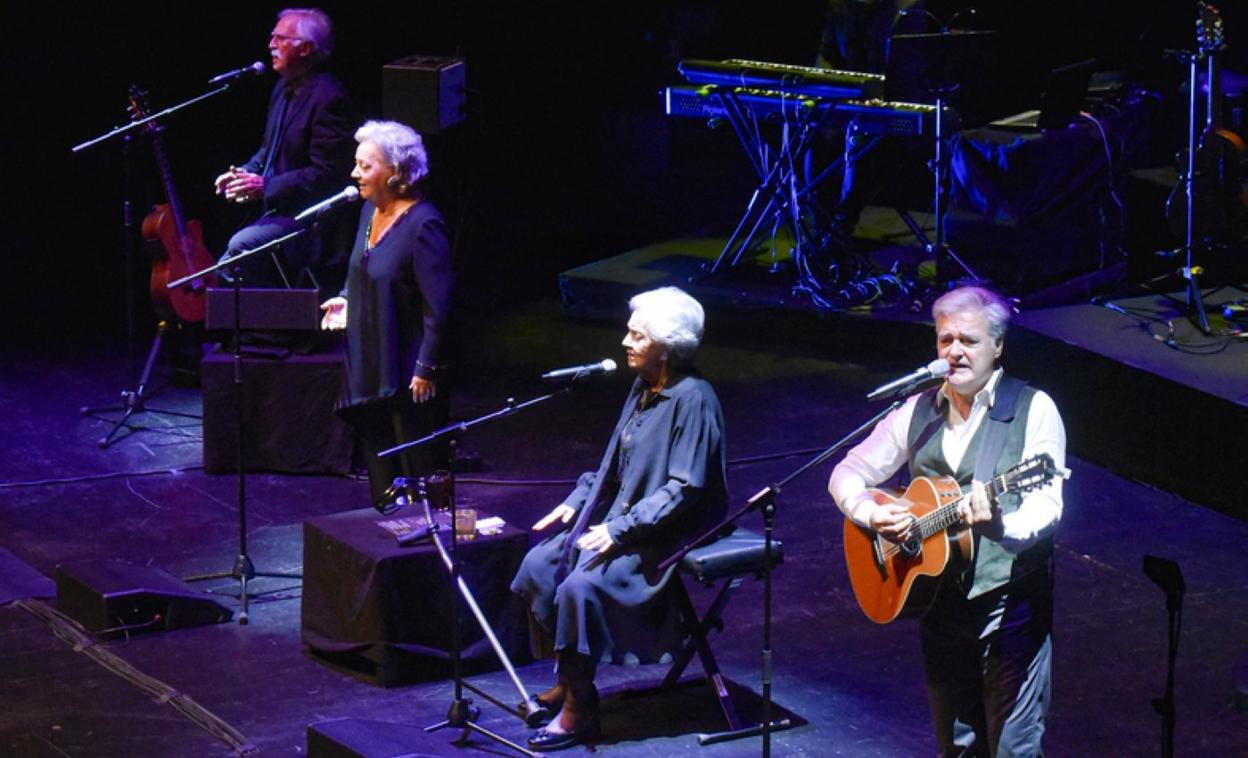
214, 7, 355, 294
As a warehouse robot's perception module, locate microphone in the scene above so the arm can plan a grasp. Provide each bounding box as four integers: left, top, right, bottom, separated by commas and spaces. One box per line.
866, 358, 950, 401
541, 359, 617, 383
208, 61, 266, 84
294, 186, 360, 222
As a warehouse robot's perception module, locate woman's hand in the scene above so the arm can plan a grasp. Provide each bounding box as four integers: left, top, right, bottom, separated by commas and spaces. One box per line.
576, 523, 615, 554
319, 297, 347, 331
532, 504, 575, 531
410, 375, 436, 404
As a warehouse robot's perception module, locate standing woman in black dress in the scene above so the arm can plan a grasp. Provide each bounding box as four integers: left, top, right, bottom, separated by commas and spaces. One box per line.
320, 120, 454, 507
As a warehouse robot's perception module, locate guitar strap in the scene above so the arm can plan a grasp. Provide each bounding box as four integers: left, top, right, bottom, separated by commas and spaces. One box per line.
972, 375, 1028, 483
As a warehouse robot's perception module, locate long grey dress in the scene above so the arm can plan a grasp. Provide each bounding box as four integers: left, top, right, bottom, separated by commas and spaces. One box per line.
510, 370, 728, 664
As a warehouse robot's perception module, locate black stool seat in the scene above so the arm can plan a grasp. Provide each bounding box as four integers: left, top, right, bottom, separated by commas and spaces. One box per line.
665, 527, 789, 745
679, 527, 783, 584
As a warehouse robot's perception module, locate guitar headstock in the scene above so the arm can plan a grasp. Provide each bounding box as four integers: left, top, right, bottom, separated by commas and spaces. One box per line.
1000, 453, 1069, 495
1197, 2, 1226, 57
125, 84, 162, 135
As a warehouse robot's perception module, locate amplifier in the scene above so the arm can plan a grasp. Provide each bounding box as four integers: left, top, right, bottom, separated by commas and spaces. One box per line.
382, 56, 467, 134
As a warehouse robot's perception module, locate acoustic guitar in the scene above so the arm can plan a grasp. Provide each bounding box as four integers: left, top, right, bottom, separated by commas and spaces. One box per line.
126, 86, 217, 323
842, 453, 1067, 624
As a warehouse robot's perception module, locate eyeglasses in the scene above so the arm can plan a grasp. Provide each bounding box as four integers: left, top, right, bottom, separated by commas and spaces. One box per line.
269, 33, 303, 45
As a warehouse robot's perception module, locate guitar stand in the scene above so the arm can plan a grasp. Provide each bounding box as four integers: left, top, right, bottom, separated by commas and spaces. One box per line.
1176, 46, 1221, 336
80, 320, 203, 448
72, 80, 241, 449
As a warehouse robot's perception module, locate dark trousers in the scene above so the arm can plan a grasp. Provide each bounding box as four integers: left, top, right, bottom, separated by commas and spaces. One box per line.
220, 212, 345, 297
919, 569, 1053, 757
350, 390, 450, 506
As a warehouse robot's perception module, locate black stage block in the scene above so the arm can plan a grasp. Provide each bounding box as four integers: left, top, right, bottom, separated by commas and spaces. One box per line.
382, 56, 466, 135
307, 718, 449, 758
1124, 167, 1182, 282
943, 208, 1103, 293
302, 508, 531, 687
201, 345, 353, 475
55, 559, 232, 637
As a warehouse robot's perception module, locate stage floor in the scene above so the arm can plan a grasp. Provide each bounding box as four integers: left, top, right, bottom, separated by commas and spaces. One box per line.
1, 299, 1246, 756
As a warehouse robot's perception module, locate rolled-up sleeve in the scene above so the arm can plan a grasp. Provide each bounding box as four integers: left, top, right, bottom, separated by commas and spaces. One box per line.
828, 398, 917, 528
999, 389, 1067, 551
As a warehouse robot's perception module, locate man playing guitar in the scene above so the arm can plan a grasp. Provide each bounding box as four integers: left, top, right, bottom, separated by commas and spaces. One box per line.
829, 286, 1067, 756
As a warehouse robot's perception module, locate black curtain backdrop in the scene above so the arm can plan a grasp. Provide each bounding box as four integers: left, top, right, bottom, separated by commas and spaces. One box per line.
2, 1, 1190, 348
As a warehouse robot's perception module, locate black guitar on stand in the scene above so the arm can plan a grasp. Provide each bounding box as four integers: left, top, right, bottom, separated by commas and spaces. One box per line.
1164, 2, 1247, 335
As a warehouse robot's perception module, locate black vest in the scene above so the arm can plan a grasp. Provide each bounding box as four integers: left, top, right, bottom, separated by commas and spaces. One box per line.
906, 376, 1053, 598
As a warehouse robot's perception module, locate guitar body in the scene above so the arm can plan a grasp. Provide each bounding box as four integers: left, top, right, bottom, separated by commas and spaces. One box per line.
843, 475, 972, 624
143, 204, 177, 322
1165, 128, 1247, 241
142, 203, 215, 323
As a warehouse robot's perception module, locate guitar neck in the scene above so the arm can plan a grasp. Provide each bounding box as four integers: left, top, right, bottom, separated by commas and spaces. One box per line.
149, 132, 188, 239
917, 470, 1012, 539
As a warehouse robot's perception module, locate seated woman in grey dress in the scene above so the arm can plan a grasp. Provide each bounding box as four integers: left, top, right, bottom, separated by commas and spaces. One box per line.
511, 286, 728, 751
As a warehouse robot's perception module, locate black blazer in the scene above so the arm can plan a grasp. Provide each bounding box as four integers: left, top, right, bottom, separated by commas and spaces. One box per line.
241, 69, 355, 216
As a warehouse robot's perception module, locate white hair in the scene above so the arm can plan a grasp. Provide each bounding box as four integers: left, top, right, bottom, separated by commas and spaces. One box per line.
354, 120, 430, 191
628, 286, 705, 367
931, 286, 1011, 340
279, 8, 334, 62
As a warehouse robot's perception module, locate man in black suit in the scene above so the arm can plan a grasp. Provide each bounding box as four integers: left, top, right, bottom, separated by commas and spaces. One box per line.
215, 7, 354, 293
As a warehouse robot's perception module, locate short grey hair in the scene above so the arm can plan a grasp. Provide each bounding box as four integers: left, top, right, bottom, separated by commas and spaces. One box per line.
354, 120, 430, 190
628, 287, 705, 367
279, 8, 334, 62
931, 286, 1011, 340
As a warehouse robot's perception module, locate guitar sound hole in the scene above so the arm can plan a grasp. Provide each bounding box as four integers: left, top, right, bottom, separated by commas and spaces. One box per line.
898, 535, 921, 559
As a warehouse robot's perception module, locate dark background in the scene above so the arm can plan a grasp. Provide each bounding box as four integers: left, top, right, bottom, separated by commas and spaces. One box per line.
1, 0, 1203, 348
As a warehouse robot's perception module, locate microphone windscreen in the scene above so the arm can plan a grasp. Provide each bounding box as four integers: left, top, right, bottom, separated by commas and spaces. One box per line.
927, 358, 951, 378
601, 359, 618, 373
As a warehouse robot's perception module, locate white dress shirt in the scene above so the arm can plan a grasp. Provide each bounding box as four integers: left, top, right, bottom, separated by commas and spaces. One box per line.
828, 369, 1067, 553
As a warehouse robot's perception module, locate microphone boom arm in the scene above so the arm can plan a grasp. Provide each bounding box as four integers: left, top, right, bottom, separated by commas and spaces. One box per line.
378, 390, 569, 458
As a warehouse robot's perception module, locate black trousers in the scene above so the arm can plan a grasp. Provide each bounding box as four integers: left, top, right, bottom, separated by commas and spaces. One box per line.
347, 389, 451, 506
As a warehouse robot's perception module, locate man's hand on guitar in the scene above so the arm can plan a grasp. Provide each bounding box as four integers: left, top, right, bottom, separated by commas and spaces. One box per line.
959, 480, 1003, 539
870, 501, 916, 543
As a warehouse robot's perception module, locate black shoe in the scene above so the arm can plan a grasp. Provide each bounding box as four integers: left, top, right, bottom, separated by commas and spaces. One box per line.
527, 720, 601, 752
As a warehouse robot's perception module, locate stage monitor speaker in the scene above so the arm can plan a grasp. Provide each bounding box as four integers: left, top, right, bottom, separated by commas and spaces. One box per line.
382, 56, 466, 135
307, 718, 445, 758
55, 559, 232, 637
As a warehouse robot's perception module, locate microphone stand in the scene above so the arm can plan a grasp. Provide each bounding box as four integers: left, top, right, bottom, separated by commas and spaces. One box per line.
376, 386, 594, 756
72, 83, 236, 448
171, 231, 308, 623
658, 397, 904, 754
